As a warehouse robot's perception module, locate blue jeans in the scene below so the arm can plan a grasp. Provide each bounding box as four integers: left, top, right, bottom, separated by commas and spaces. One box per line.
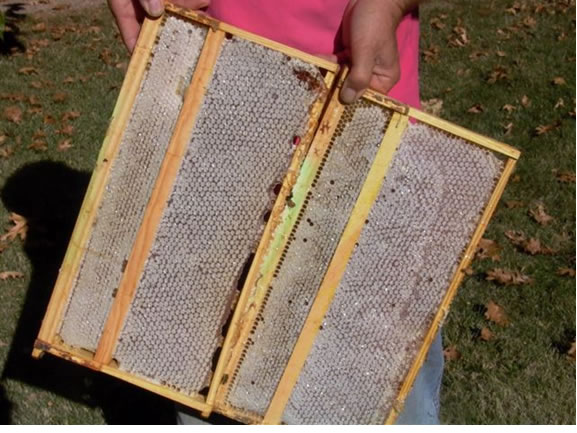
394, 332, 444, 425
176, 332, 444, 425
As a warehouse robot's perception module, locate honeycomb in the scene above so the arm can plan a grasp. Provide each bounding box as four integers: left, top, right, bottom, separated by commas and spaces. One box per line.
59, 16, 207, 350
113, 35, 325, 395
282, 121, 504, 424
226, 102, 391, 415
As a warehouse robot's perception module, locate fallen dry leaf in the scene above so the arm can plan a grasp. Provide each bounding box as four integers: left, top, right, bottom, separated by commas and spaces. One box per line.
43, 114, 57, 125
443, 345, 462, 361
53, 92, 68, 103
552, 77, 567, 86
28, 96, 42, 107
554, 98, 565, 109
423, 44, 441, 63
450, 26, 469, 47
421, 98, 443, 117
0, 146, 14, 159
0, 93, 27, 102
480, 327, 494, 341
27, 107, 43, 115
529, 204, 554, 225
57, 124, 75, 135
30, 81, 43, 89
557, 268, 576, 277
568, 343, 576, 360
62, 111, 81, 122
502, 122, 514, 135
523, 238, 555, 255
28, 140, 48, 152
521, 95, 531, 108
555, 171, 575, 183
522, 16, 537, 28
0, 271, 24, 281
496, 50, 507, 57
467, 104, 485, 114
33, 129, 46, 139
32, 22, 47, 32
18, 66, 39, 75
429, 16, 446, 30
502, 104, 516, 113
487, 66, 509, 84
3, 106, 23, 124
476, 238, 501, 261
504, 230, 526, 245
485, 300, 509, 326
469, 50, 489, 61
57, 139, 73, 152
486, 268, 533, 286
0, 213, 28, 242
534, 123, 559, 136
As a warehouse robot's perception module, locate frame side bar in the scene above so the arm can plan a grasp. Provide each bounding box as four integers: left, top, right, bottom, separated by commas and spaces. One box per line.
263, 110, 409, 425
32, 18, 162, 357
35, 340, 211, 413
164, 2, 338, 73
384, 157, 518, 424
202, 70, 334, 417
408, 107, 521, 160
93, 29, 226, 365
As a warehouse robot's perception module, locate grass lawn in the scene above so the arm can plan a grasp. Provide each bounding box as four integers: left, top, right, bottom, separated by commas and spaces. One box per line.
0, 0, 575, 425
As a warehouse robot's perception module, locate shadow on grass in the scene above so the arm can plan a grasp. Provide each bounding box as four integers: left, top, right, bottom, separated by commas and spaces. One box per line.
0, 161, 175, 424
0, 3, 27, 55
0, 383, 11, 423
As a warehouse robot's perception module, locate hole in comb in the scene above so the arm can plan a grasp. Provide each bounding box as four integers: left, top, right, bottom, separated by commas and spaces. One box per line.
236, 253, 255, 291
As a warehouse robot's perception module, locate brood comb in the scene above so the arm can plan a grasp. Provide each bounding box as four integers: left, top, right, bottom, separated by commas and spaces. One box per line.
33, 4, 520, 425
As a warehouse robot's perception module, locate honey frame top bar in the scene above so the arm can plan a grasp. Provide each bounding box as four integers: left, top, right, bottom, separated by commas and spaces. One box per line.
164, 3, 339, 73
362, 89, 521, 160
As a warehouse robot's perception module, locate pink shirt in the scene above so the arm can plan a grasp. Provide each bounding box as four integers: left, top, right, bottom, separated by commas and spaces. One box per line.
207, 0, 420, 107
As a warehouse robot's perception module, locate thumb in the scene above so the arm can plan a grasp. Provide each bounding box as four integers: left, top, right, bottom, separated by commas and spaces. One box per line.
140, 0, 164, 17
340, 41, 375, 104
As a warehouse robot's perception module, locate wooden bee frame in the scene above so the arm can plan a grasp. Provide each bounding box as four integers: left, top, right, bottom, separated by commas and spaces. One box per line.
33, 4, 520, 425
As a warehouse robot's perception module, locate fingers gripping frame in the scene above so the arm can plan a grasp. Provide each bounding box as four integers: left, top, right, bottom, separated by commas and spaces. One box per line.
33, 3, 520, 424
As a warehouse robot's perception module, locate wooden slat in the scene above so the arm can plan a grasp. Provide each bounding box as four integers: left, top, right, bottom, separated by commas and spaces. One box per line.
201, 63, 333, 418
32, 18, 162, 358
214, 403, 264, 425
35, 339, 211, 412
362, 88, 520, 159
408, 107, 521, 160
384, 157, 518, 424
213, 74, 348, 413
362, 89, 409, 114
93, 29, 225, 365
164, 2, 338, 73
262, 110, 408, 425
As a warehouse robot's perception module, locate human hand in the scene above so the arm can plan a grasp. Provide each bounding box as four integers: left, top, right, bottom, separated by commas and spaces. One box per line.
108, 0, 210, 53
339, 0, 417, 104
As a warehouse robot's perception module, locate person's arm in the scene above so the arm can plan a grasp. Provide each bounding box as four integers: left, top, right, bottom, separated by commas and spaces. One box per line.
108, 0, 210, 52
340, 0, 422, 103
